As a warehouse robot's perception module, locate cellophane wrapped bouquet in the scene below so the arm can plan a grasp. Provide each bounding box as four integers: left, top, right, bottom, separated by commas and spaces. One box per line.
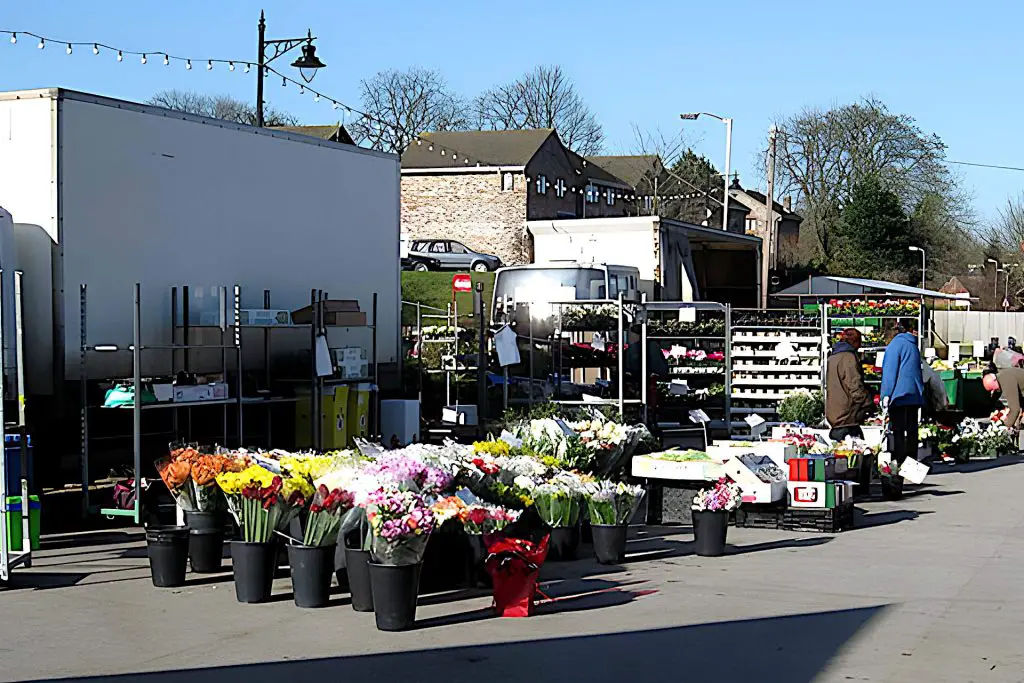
156, 445, 248, 512
432, 492, 520, 535
692, 478, 742, 512
302, 484, 355, 547
365, 488, 436, 565
215, 465, 311, 542
529, 472, 588, 529
584, 480, 645, 525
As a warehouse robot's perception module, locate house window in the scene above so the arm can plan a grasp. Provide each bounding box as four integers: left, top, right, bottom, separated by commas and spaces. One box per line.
606, 189, 615, 206
644, 196, 653, 211
556, 179, 566, 198
745, 217, 758, 232
502, 173, 514, 192
536, 175, 548, 194
586, 185, 598, 204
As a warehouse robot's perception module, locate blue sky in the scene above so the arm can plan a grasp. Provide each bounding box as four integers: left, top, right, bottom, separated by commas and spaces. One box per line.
2, 0, 1021, 224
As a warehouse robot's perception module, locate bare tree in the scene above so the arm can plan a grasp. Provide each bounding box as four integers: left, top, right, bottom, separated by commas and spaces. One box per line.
771, 96, 956, 260
351, 68, 468, 154
628, 125, 719, 223
474, 65, 604, 156
148, 89, 297, 127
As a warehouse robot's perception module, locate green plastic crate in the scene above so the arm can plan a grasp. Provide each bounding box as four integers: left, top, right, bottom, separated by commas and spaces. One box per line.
5, 495, 40, 552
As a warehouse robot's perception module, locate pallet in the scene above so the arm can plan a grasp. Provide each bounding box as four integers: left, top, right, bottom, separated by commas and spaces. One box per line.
781, 503, 855, 533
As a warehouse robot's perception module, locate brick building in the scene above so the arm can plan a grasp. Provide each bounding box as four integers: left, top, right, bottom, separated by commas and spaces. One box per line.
401, 129, 632, 265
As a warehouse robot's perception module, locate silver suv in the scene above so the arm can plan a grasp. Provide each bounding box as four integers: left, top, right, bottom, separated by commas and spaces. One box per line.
409, 240, 502, 272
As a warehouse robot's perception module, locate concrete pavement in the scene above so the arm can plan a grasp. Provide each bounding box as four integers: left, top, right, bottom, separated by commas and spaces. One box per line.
2, 456, 1023, 682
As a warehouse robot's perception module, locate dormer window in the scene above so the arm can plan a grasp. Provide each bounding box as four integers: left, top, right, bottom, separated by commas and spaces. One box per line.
536, 175, 548, 194
556, 179, 566, 198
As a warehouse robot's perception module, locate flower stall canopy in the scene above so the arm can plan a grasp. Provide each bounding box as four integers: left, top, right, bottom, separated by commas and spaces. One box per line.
773, 276, 973, 302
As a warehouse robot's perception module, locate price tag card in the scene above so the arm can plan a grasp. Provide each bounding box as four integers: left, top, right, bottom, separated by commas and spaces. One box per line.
688, 409, 711, 424
679, 307, 697, 323
949, 343, 961, 363
924, 347, 936, 360
973, 340, 986, 358
744, 414, 767, 437
669, 379, 689, 396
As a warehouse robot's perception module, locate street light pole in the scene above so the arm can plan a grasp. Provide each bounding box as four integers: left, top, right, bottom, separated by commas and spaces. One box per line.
908, 246, 926, 290
255, 10, 326, 127
680, 111, 732, 231
987, 258, 1000, 302
1004, 263, 1020, 311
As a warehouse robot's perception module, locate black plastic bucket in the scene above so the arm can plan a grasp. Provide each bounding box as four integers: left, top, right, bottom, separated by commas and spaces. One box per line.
547, 525, 579, 561
188, 529, 224, 573
288, 544, 334, 608
345, 547, 374, 612
591, 524, 628, 564
145, 526, 189, 587
464, 534, 492, 588
230, 541, 277, 603
184, 510, 224, 531
368, 562, 422, 631
693, 511, 728, 557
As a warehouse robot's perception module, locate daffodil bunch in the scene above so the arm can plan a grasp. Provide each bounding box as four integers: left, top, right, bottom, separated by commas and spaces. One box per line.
281, 454, 335, 481
215, 464, 276, 495
473, 440, 510, 457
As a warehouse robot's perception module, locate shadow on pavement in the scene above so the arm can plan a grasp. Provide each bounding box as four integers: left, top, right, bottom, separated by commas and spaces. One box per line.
854, 509, 934, 530
30, 605, 889, 683
725, 536, 832, 555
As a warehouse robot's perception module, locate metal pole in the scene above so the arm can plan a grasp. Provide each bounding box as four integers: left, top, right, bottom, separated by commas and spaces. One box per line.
416, 302, 423, 404
475, 282, 486, 427
132, 283, 142, 524
722, 118, 733, 231
15, 272, 28, 565
234, 285, 242, 445
309, 289, 317, 449
528, 303, 534, 408
920, 249, 927, 291
256, 11, 266, 127
640, 293, 648, 424
617, 292, 624, 419
761, 126, 777, 307
79, 284, 89, 517
724, 304, 732, 435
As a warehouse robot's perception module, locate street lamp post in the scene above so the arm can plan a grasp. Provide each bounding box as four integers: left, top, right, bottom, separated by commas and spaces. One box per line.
987, 258, 1001, 302
680, 112, 732, 232
256, 11, 326, 127
908, 246, 926, 290
1004, 263, 1020, 311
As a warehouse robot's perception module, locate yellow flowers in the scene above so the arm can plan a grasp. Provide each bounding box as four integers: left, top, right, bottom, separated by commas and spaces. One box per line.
473, 440, 510, 457
215, 465, 275, 494
281, 455, 335, 481
282, 475, 314, 502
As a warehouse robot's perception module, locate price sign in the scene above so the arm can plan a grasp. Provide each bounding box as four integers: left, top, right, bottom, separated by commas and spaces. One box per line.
744, 414, 767, 437
688, 409, 711, 424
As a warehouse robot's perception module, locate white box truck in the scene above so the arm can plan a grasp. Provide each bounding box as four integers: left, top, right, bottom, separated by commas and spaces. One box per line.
0, 88, 400, 451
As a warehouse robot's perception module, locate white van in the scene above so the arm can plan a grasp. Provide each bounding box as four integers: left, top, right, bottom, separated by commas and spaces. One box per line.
490, 262, 641, 330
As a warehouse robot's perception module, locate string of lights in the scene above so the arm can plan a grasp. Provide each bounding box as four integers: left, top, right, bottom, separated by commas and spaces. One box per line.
0, 27, 690, 201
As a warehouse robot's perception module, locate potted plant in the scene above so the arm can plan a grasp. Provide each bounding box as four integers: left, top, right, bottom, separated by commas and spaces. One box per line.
365, 488, 436, 631
691, 478, 742, 557
288, 484, 354, 608
777, 390, 825, 427
584, 481, 645, 564
877, 458, 904, 500
216, 465, 307, 603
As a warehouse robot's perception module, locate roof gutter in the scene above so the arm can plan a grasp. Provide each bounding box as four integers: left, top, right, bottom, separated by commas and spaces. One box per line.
401, 165, 525, 175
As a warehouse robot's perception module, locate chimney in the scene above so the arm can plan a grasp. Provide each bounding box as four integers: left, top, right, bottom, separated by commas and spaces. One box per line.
783, 196, 792, 212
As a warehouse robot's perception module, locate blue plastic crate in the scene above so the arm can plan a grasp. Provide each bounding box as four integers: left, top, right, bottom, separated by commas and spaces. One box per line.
3, 432, 33, 492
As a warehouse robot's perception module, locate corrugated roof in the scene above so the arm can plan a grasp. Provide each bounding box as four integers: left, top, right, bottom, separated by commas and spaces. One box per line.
401, 129, 555, 168
586, 155, 662, 188
775, 275, 968, 301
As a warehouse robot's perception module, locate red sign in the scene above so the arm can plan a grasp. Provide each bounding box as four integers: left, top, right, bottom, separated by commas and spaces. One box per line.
452, 274, 472, 293
793, 486, 819, 503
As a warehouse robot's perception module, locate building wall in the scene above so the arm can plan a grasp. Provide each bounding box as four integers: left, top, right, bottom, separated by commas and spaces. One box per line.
401, 171, 531, 265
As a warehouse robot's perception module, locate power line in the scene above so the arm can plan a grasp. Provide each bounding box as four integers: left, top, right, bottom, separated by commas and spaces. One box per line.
947, 160, 1024, 173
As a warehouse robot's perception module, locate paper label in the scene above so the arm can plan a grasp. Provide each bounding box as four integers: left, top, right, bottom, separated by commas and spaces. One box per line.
688, 409, 711, 424
973, 340, 985, 358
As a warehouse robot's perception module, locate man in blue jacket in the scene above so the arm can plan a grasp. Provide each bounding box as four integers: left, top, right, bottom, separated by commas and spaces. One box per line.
880, 321, 925, 466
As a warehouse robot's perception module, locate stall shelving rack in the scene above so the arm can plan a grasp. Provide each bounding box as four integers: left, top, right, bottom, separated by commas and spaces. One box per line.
79, 283, 242, 523
1, 271, 33, 581
727, 308, 826, 425
641, 299, 731, 437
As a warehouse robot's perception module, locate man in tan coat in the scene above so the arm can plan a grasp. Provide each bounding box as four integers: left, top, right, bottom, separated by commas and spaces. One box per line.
826, 328, 873, 441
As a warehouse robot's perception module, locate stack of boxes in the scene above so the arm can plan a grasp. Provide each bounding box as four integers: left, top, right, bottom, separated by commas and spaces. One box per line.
784, 454, 856, 531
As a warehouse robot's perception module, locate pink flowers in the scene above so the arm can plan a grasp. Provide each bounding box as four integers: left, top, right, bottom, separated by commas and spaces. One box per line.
364, 453, 453, 493
366, 488, 436, 542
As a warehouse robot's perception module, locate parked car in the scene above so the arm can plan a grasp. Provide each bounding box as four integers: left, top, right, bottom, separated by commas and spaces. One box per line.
401, 254, 441, 272
409, 239, 502, 272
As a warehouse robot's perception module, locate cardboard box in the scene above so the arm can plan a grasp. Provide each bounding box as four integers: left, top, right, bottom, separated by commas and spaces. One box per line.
721, 454, 787, 503
173, 385, 213, 403
291, 300, 362, 325
709, 440, 796, 468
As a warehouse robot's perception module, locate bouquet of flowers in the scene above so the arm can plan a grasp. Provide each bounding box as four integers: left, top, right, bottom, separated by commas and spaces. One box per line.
301, 484, 355, 547
216, 465, 309, 543
692, 478, 742, 512
918, 423, 941, 443
531, 483, 581, 528
156, 445, 247, 512
584, 480, 645, 526
433, 495, 521, 535
363, 452, 453, 495
365, 488, 436, 565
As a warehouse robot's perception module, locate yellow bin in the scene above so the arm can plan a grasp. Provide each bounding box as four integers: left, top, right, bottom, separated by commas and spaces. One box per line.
347, 382, 371, 446
295, 385, 350, 450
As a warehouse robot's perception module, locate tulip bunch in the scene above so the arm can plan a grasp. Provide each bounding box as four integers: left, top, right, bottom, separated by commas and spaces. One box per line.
302, 484, 355, 547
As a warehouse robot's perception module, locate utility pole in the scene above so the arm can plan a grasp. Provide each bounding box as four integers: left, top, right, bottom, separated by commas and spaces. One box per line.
760, 126, 778, 308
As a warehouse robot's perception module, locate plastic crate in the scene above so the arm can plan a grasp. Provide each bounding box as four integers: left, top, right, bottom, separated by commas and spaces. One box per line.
735, 504, 784, 529
781, 503, 855, 533
4, 495, 41, 551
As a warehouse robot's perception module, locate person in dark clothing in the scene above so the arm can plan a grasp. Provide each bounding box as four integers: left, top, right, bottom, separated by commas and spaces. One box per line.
826, 328, 873, 441
880, 321, 924, 465
982, 365, 1024, 429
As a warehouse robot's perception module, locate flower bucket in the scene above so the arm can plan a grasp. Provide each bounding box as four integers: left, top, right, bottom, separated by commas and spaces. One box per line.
287, 544, 334, 608
591, 524, 628, 564
547, 524, 579, 562
368, 561, 422, 632
345, 547, 374, 612
145, 525, 189, 587
880, 476, 904, 501
184, 510, 224, 531
693, 511, 728, 557
188, 529, 224, 573
465, 534, 493, 588
230, 541, 277, 603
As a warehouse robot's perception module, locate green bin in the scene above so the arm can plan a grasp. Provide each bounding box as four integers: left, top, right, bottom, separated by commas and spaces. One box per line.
938, 370, 962, 410
5, 495, 41, 552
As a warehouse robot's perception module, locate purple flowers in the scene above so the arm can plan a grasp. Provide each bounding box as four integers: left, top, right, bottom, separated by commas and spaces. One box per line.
364, 453, 453, 494
366, 488, 436, 541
